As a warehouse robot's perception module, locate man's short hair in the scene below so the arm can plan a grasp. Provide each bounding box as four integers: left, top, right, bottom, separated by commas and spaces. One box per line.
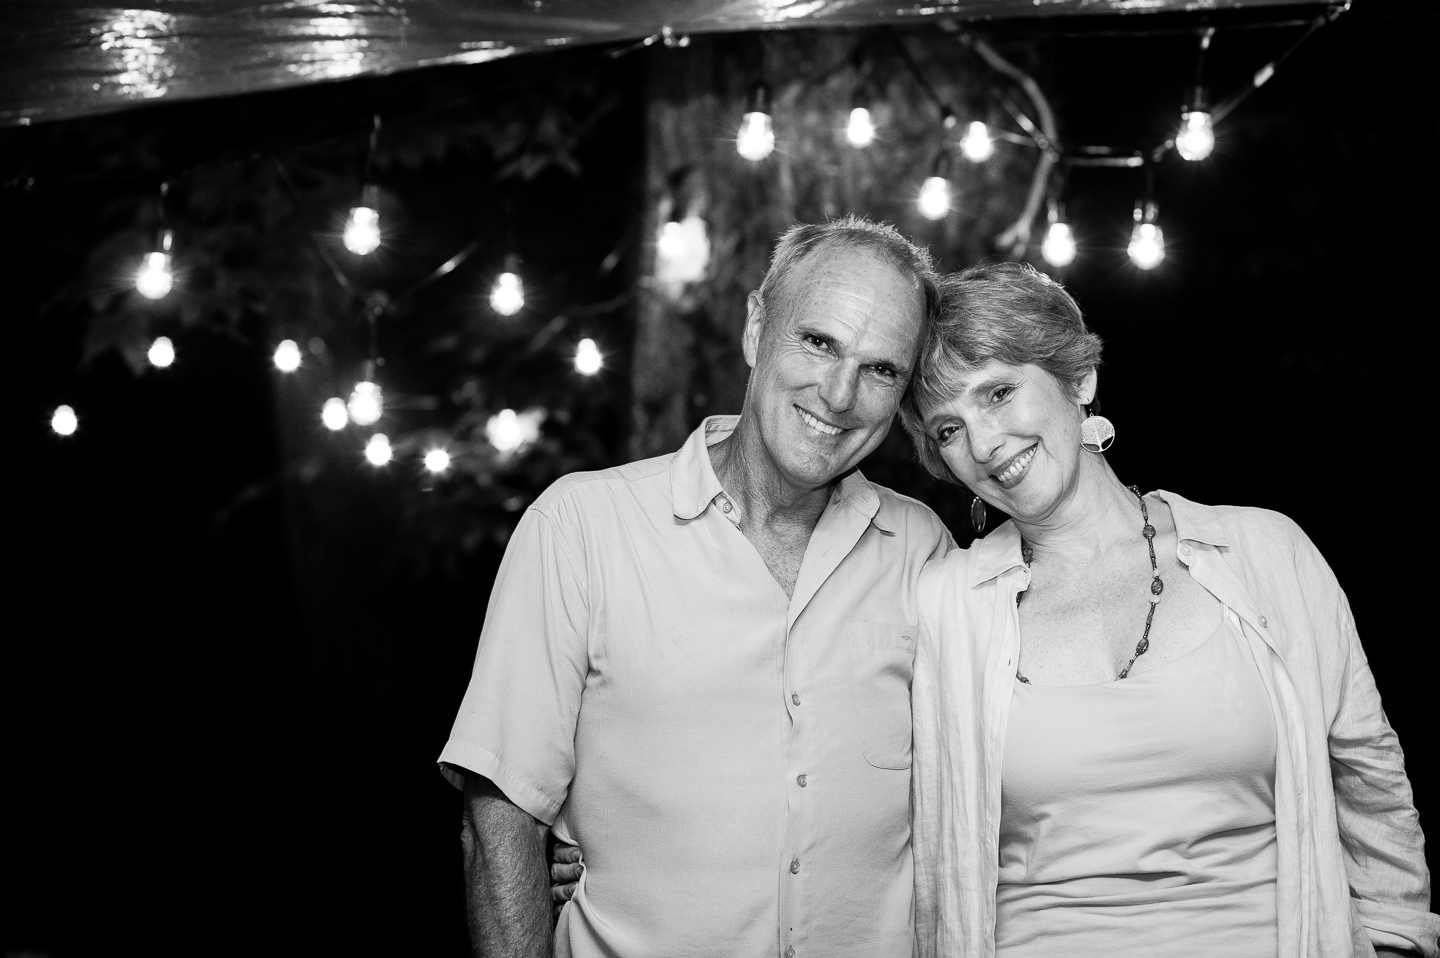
755, 215, 941, 330
899, 262, 1104, 484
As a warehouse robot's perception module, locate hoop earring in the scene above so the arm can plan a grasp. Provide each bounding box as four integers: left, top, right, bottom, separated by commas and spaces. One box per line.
970, 495, 987, 535
1080, 406, 1115, 454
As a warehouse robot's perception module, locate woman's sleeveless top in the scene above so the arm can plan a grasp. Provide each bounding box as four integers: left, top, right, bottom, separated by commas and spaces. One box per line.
996, 614, 1279, 957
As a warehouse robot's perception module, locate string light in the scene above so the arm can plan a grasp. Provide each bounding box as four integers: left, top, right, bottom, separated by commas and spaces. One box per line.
51, 405, 78, 436
343, 184, 381, 255
917, 153, 953, 221
960, 121, 995, 162
846, 88, 875, 147
736, 82, 775, 162
423, 448, 451, 473
656, 215, 710, 287
321, 397, 349, 431
364, 433, 392, 466
486, 408, 544, 455
147, 336, 175, 368
575, 338, 603, 375
490, 265, 525, 316
273, 339, 302, 372
1175, 86, 1215, 162
1128, 201, 1166, 270
1041, 200, 1077, 268
347, 380, 383, 426
135, 229, 174, 299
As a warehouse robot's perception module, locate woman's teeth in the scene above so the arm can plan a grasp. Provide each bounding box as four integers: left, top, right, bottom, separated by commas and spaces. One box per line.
799, 409, 842, 436
995, 447, 1036, 484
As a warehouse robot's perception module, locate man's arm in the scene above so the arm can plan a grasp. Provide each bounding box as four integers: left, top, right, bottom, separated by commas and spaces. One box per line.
461, 773, 554, 958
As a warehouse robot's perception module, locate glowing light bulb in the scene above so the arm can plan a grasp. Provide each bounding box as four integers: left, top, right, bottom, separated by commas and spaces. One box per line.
960, 121, 994, 162
423, 448, 451, 474
343, 206, 380, 255
364, 433, 392, 466
490, 272, 525, 316
136, 229, 175, 299
52, 405, 78, 436
273, 339, 301, 372
347, 380, 383, 426
1041, 221, 1077, 268
918, 176, 951, 221
322, 397, 349, 431
575, 338, 603, 375
737, 111, 774, 162
656, 215, 710, 288
736, 82, 774, 162
1175, 110, 1215, 162
486, 408, 544, 455
1128, 202, 1166, 270
846, 107, 875, 147
148, 336, 175, 368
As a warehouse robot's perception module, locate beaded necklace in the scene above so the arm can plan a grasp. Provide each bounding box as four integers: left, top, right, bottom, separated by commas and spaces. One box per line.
1015, 485, 1163, 685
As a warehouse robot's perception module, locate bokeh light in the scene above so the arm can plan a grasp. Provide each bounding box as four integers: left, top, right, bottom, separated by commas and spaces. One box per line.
575, 338, 603, 375
321, 397, 349, 431
490, 271, 525, 316
273, 339, 302, 372
364, 433, 392, 466
347, 381, 383, 426
148, 336, 175, 368
917, 176, 951, 220
423, 448, 451, 473
51, 405, 78, 436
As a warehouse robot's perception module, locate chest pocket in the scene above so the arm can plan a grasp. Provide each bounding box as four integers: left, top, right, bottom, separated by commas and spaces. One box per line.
846, 622, 917, 770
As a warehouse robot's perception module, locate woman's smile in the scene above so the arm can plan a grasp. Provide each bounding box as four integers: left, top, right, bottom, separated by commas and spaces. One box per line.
991, 444, 1037, 488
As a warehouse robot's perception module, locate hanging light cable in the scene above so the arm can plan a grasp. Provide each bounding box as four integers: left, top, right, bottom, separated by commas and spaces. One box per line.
917, 152, 953, 221
736, 82, 775, 162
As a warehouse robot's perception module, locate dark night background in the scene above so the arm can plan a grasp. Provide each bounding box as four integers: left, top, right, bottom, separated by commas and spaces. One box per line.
3, 3, 1435, 955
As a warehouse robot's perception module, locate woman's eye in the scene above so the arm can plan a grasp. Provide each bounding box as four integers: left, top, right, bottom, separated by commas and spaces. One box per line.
991, 386, 1012, 403
936, 425, 959, 443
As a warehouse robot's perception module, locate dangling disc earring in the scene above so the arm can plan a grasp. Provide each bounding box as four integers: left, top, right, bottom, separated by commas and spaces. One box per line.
970, 495, 987, 535
1080, 403, 1115, 453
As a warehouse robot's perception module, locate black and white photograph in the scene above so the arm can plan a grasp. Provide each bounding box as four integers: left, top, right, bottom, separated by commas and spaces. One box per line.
3, 0, 1435, 955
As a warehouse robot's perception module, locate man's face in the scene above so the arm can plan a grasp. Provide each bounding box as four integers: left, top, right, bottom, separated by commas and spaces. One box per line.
741, 246, 925, 493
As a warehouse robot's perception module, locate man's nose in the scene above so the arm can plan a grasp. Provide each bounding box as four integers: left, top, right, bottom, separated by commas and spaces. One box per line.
818, 362, 860, 414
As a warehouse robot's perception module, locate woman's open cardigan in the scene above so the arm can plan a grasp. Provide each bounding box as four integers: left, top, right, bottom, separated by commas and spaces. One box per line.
911, 490, 1438, 958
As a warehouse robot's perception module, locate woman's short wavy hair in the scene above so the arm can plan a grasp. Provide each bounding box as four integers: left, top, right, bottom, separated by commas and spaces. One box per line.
899, 262, 1104, 485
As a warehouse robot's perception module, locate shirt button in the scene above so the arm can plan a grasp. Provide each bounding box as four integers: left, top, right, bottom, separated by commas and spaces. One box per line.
1259, 615, 1268, 627
1180, 545, 1192, 556
797, 774, 807, 787
792, 692, 801, 706
721, 500, 732, 514
786, 948, 796, 958
790, 858, 800, 874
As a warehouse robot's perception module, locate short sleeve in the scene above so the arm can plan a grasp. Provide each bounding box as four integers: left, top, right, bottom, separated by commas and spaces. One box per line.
437, 505, 590, 825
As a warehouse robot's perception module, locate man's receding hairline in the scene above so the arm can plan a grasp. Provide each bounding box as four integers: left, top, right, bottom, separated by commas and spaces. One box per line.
764, 235, 927, 323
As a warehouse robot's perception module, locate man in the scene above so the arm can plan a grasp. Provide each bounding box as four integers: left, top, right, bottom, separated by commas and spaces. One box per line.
438, 216, 953, 958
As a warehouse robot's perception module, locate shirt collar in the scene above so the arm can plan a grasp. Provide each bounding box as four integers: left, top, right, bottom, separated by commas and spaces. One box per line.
670, 416, 735, 521
965, 488, 1231, 588
968, 519, 1026, 588
1151, 489, 1231, 547
668, 414, 893, 534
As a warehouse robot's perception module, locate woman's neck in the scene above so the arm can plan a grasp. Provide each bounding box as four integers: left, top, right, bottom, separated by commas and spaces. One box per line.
1011, 455, 1143, 565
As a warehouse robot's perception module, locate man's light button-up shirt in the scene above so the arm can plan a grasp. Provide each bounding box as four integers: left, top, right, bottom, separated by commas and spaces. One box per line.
438, 416, 952, 958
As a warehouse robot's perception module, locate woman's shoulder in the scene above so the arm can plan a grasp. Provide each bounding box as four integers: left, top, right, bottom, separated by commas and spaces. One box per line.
1155, 490, 1312, 556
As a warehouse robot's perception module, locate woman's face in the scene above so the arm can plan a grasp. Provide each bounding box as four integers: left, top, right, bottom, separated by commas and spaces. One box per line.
922, 360, 1096, 523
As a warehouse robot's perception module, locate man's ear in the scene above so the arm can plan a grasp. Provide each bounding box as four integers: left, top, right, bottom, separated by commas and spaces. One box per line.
742, 290, 766, 369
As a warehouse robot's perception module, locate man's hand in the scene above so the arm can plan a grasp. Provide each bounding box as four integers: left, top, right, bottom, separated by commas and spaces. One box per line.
550, 844, 582, 907
461, 773, 554, 958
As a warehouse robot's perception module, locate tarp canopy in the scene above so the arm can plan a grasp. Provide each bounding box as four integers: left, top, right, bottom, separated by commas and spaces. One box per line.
1, 0, 1323, 126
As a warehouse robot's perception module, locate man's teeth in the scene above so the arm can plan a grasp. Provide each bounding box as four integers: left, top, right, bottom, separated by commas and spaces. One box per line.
996, 447, 1036, 483
800, 409, 842, 436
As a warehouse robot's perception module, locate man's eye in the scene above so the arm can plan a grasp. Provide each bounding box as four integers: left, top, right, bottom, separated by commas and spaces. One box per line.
871, 365, 897, 380
805, 335, 831, 351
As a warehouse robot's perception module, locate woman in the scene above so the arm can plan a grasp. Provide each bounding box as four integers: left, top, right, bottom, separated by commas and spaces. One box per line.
903, 263, 1436, 958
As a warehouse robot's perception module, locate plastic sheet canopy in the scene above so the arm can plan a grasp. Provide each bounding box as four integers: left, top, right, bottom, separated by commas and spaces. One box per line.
0, 0, 1321, 126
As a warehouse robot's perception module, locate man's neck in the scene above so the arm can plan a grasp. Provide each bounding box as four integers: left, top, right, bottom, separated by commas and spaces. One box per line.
708, 415, 834, 534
